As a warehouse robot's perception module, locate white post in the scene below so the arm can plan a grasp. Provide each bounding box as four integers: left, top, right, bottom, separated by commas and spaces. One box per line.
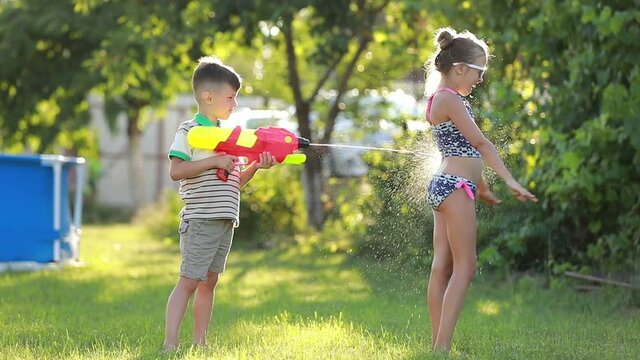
52, 159, 61, 262
73, 160, 86, 229
71, 159, 86, 261
52, 160, 61, 231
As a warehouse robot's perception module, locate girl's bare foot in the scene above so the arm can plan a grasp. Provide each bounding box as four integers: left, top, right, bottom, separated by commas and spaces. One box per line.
433, 344, 451, 353
161, 343, 178, 354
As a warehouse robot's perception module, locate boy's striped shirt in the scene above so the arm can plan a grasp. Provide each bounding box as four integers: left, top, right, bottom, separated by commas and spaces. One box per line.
168, 114, 240, 225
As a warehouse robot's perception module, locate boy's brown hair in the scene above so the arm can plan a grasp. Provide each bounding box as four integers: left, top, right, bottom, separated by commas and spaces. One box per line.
192, 56, 241, 94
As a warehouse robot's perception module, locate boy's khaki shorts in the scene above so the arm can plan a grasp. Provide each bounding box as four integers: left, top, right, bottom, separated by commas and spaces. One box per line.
178, 219, 234, 281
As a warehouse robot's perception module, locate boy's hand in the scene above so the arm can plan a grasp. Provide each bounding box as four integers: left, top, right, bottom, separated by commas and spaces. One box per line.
254, 152, 277, 169
210, 154, 238, 173
505, 178, 538, 202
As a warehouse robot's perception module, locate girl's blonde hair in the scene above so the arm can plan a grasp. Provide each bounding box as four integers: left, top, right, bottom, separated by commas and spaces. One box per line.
424, 27, 490, 96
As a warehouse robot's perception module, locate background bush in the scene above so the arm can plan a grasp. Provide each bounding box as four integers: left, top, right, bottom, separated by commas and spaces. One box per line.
135, 166, 308, 248
356, 132, 434, 272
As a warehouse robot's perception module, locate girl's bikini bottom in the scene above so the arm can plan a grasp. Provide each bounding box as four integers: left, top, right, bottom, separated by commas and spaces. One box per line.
427, 173, 477, 210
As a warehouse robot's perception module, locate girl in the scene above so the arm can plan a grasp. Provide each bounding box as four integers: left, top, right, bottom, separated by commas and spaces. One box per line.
424, 28, 538, 352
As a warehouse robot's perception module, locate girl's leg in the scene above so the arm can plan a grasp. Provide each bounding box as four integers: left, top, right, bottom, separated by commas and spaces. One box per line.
434, 190, 477, 351
193, 271, 219, 345
427, 209, 453, 347
164, 276, 199, 349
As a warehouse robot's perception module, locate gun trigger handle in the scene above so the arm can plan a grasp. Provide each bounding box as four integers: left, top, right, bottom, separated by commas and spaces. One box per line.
217, 168, 229, 182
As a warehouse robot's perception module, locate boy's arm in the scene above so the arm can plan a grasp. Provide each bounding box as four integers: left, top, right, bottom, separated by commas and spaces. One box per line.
239, 152, 277, 188
170, 155, 237, 181
169, 125, 238, 181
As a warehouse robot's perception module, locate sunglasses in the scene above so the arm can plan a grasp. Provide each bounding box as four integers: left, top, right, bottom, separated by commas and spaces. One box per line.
453, 62, 487, 77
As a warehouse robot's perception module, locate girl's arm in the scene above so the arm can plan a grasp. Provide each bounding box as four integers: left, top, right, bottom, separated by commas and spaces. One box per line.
438, 94, 537, 202
477, 175, 501, 205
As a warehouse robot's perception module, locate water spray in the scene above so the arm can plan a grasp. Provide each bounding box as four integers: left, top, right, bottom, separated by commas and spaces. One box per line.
187, 125, 433, 181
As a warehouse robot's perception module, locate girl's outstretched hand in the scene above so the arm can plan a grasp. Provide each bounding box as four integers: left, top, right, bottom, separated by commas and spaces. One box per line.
506, 178, 538, 202
478, 188, 501, 205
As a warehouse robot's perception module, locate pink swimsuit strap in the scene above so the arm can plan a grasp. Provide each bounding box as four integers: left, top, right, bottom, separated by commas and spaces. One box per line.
426, 87, 458, 123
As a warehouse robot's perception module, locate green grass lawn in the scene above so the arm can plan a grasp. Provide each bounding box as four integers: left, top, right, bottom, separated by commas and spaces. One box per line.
1, 224, 639, 359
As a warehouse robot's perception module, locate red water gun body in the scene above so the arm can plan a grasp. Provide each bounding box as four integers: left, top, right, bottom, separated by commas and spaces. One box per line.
187, 126, 310, 181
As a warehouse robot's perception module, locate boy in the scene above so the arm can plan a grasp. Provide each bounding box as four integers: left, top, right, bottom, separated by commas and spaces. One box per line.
163, 56, 276, 350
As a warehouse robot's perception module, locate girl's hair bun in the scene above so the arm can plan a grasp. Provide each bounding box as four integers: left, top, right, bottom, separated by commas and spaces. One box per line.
436, 28, 456, 50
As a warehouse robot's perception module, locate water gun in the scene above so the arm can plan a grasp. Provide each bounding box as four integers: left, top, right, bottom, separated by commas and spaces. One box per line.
187, 126, 310, 181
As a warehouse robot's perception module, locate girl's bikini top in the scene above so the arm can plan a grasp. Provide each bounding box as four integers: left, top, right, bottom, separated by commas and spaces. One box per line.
426, 88, 481, 158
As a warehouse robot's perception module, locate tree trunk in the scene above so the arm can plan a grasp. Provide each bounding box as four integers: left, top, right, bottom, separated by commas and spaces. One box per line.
297, 104, 326, 230
302, 148, 326, 230
282, 13, 328, 230
281, 7, 379, 230
127, 106, 147, 209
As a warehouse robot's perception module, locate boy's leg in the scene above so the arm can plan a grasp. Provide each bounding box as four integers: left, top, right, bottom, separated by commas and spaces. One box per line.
192, 220, 233, 345
434, 190, 477, 351
193, 271, 219, 345
164, 276, 199, 349
427, 210, 453, 347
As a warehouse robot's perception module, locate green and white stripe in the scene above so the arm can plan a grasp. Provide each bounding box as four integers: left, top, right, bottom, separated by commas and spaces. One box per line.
169, 114, 240, 225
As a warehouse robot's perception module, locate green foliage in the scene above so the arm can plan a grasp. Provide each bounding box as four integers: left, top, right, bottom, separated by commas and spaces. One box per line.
203, 0, 428, 135
84, 1, 193, 118
415, 0, 640, 275
236, 165, 308, 247
82, 202, 135, 225
356, 131, 434, 271
133, 166, 307, 248
0, 0, 193, 152
3, 0, 638, 275
318, 177, 373, 254
516, 2, 640, 273
133, 190, 182, 242
0, 1, 102, 152
474, 188, 549, 275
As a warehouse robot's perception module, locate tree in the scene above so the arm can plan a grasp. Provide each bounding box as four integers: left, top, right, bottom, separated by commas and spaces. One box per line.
1, 0, 432, 220
82, 1, 193, 207
435, 0, 640, 272
0, 1, 104, 152
0, 1, 194, 208
198, 0, 429, 229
